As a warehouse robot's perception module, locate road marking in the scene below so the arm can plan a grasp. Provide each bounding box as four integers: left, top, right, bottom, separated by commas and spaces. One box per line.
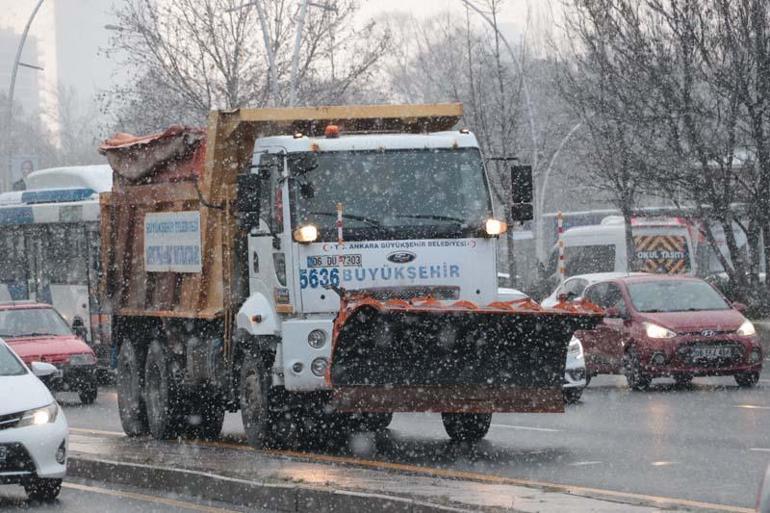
63, 482, 241, 513
69, 427, 753, 513
490, 423, 561, 432
735, 404, 770, 410
568, 461, 603, 466
751, 448, 770, 453
70, 427, 125, 437
650, 461, 677, 466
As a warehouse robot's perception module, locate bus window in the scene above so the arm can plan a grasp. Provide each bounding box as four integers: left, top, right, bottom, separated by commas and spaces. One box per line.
0, 228, 29, 299
565, 245, 616, 276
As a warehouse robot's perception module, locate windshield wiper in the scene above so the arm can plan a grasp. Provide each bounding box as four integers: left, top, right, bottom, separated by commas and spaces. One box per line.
308, 211, 382, 228
394, 213, 466, 224
19, 332, 56, 337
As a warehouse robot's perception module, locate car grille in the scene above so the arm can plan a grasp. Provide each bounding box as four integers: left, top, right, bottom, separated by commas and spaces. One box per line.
0, 411, 23, 431
676, 342, 744, 367
0, 443, 36, 473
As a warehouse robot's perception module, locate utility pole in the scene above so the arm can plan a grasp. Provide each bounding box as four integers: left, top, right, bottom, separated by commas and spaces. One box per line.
4, 0, 46, 192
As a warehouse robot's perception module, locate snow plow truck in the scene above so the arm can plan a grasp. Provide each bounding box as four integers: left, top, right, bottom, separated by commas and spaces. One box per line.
99, 104, 602, 446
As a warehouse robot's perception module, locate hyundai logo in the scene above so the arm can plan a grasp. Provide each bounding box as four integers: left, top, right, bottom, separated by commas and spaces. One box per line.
386, 251, 416, 264
701, 330, 716, 337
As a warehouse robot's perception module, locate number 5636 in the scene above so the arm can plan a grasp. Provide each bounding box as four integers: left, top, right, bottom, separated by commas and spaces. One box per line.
299, 268, 340, 289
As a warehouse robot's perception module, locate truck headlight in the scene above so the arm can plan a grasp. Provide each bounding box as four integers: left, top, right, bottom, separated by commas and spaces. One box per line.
567, 336, 584, 360
737, 319, 756, 337
644, 322, 676, 339
308, 329, 327, 349
485, 219, 507, 236
18, 402, 58, 427
293, 224, 318, 243
69, 353, 97, 366
310, 357, 328, 377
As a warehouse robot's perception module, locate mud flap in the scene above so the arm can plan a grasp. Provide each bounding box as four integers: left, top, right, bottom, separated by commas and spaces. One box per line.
328, 298, 602, 413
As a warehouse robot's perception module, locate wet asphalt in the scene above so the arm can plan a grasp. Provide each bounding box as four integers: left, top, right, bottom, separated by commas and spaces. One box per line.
58, 365, 770, 509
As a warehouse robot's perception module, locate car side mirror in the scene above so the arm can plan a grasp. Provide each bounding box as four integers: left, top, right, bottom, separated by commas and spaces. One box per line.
30, 361, 57, 378
72, 317, 88, 340
732, 302, 748, 313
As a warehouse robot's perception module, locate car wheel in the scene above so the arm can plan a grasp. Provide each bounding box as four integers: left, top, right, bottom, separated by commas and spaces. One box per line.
24, 478, 62, 502
144, 340, 183, 439
442, 413, 492, 442
624, 348, 651, 391
79, 379, 98, 405
735, 371, 759, 388
116, 339, 148, 436
563, 388, 584, 404
240, 352, 276, 448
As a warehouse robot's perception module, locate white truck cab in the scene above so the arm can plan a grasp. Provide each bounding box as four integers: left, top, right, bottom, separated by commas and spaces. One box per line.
237, 128, 500, 392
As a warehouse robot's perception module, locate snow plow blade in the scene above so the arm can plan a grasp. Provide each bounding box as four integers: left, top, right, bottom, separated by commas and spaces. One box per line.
329, 296, 603, 414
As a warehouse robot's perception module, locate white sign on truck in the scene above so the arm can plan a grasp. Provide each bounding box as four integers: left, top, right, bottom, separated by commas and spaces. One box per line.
144, 211, 202, 273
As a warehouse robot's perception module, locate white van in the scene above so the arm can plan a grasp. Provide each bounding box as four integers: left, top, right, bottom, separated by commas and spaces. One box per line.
549, 216, 696, 278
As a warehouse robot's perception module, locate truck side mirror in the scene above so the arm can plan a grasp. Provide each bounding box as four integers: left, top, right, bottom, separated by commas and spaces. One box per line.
510, 165, 533, 221
236, 173, 262, 230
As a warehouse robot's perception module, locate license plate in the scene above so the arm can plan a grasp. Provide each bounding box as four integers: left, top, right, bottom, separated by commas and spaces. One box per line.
691, 346, 733, 360
0, 446, 7, 464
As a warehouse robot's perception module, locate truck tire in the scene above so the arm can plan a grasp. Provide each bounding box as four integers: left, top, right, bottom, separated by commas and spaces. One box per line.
240, 352, 275, 448
144, 340, 183, 439
116, 339, 148, 436
186, 395, 226, 440
441, 413, 492, 442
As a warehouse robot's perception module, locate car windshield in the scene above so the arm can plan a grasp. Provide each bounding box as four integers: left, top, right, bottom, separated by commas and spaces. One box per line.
0, 343, 26, 376
290, 148, 491, 240
627, 280, 731, 313
0, 308, 73, 338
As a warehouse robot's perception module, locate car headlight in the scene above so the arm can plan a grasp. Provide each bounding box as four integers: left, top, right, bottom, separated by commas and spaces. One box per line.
17, 402, 58, 427
69, 353, 97, 366
644, 322, 676, 339
567, 336, 584, 360
737, 319, 756, 337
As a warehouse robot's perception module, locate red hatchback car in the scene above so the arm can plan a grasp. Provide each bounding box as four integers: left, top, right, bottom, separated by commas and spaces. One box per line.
0, 302, 98, 403
575, 275, 763, 389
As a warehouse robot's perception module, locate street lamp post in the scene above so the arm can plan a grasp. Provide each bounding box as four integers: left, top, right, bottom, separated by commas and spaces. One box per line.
4, 0, 46, 192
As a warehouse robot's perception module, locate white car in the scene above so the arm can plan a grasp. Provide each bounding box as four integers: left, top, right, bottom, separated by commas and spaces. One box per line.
498, 288, 588, 403
541, 272, 647, 308
0, 339, 68, 501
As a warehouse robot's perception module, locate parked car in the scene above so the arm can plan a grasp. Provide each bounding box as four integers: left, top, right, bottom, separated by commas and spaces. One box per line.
541, 272, 647, 308
574, 275, 763, 389
498, 288, 588, 403
0, 302, 98, 404
0, 338, 68, 501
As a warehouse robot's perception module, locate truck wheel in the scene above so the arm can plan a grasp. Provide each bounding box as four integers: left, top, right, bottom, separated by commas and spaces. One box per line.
116, 339, 148, 436
186, 396, 225, 440
624, 348, 651, 391
441, 413, 492, 442
240, 352, 275, 448
361, 413, 393, 432
144, 340, 183, 439
735, 371, 759, 388
78, 378, 98, 405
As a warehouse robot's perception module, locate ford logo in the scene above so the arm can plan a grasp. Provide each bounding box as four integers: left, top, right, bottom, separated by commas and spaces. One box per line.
701, 330, 716, 337
386, 251, 416, 264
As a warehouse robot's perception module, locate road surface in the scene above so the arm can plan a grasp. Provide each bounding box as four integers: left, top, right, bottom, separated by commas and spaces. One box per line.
60, 369, 770, 509
0, 479, 273, 512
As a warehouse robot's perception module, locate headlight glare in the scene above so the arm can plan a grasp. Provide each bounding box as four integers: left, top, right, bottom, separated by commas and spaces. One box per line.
737, 319, 756, 337
644, 322, 676, 339
485, 218, 507, 236
18, 402, 58, 427
293, 224, 318, 243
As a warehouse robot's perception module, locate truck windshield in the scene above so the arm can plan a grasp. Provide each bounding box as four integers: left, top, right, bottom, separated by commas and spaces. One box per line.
289, 148, 491, 240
